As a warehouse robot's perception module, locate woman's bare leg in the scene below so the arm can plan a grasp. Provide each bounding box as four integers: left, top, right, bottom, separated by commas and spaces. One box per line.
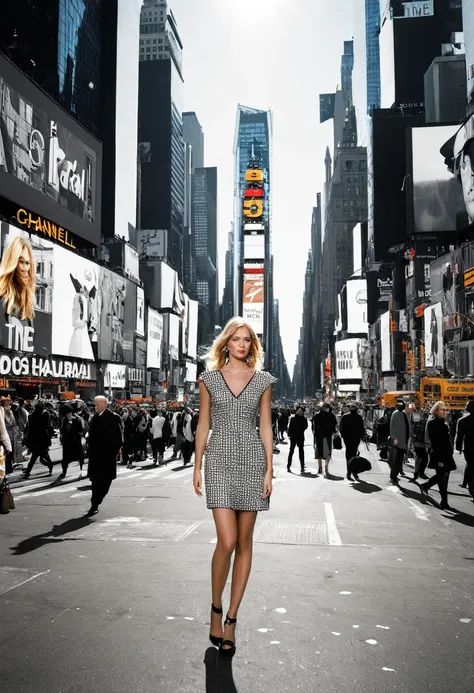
222, 511, 257, 647
211, 509, 238, 638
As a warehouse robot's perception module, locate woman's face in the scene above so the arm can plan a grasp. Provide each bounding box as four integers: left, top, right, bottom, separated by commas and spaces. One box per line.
227, 327, 252, 362
16, 247, 31, 285
460, 148, 474, 224
436, 404, 447, 419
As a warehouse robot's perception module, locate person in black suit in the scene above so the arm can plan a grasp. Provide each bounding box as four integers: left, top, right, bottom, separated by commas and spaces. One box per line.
420, 401, 456, 512
87, 396, 123, 517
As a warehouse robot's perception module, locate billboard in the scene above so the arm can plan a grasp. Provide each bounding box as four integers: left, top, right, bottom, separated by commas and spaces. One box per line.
104, 363, 126, 389
464, 1, 474, 103
346, 278, 368, 334
245, 169, 263, 182
424, 303, 443, 368
319, 93, 336, 123
411, 124, 468, 233
169, 313, 180, 361
187, 298, 199, 359
430, 251, 463, 334
380, 311, 393, 372
147, 308, 163, 369
136, 229, 168, 260
136, 286, 145, 336
243, 199, 263, 218
243, 265, 264, 334
124, 244, 139, 282
335, 339, 362, 381
0, 56, 101, 246
244, 234, 265, 261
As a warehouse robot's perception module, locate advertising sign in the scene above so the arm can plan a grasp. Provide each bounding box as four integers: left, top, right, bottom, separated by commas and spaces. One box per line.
169, 313, 180, 361
136, 286, 145, 336
245, 169, 263, 182
430, 251, 463, 333
136, 229, 168, 260
464, 0, 474, 103
187, 299, 199, 359
380, 311, 393, 372
0, 353, 96, 380
124, 244, 139, 282
424, 303, 444, 368
346, 279, 368, 335
243, 199, 263, 218
244, 234, 265, 261
398, 1, 434, 18
335, 338, 362, 381
412, 125, 469, 233
0, 223, 53, 355
0, 60, 100, 246
147, 308, 163, 369
243, 265, 264, 335
104, 363, 126, 389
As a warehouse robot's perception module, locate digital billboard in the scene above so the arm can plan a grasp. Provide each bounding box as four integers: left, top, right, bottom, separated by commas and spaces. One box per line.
0, 223, 53, 355
104, 363, 126, 389
244, 169, 263, 182
147, 308, 163, 370
243, 265, 264, 335
0, 55, 101, 246
346, 278, 368, 335
412, 124, 468, 233
169, 313, 180, 361
335, 339, 362, 381
136, 286, 145, 336
380, 311, 393, 372
424, 303, 443, 368
244, 234, 265, 261
187, 298, 199, 359
243, 199, 263, 218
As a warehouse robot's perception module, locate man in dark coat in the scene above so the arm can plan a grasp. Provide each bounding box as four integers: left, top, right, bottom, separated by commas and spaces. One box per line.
389, 400, 410, 485
59, 405, 85, 480
340, 403, 366, 481
87, 396, 123, 517
455, 399, 474, 500
287, 408, 308, 474
312, 403, 338, 476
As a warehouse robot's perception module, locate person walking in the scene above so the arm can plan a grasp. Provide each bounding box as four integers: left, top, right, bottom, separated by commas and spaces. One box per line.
134, 408, 150, 462
420, 401, 456, 511
182, 407, 196, 466
389, 400, 409, 485
58, 406, 85, 480
454, 399, 474, 502
0, 402, 12, 476
121, 407, 135, 469
312, 402, 337, 477
151, 409, 167, 465
86, 396, 123, 517
287, 408, 308, 474
278, 408, 289, 443
1, 398, 20, 472
410, 406, 429, 482
193, 317, 275, 658
340, 403, 366, 481
23, 401, 53, 478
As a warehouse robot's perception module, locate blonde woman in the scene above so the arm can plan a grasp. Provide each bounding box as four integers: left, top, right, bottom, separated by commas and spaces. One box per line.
420, 401, 456, 512
0, 235, 35, 324
193, 317, 276, 658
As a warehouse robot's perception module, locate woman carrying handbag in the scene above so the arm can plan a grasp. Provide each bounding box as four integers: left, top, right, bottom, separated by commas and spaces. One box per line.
0, 406, 14, 514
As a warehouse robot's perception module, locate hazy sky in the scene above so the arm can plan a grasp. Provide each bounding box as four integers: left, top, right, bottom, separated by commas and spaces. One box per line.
170, 0, 357, 371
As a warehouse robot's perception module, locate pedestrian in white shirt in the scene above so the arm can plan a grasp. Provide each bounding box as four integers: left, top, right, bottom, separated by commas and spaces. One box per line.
152, 410, 166, 465
182, 407, 196, 466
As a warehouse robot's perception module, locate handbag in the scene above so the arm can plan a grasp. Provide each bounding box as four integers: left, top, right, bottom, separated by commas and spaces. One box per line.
379, 445, 389, 461
333, 433, 342, 450
0, 478, 15, 514
349, 453, 372, 475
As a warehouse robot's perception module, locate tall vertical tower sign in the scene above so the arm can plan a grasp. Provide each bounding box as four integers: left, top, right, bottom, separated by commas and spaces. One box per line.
242, 165, 265, 335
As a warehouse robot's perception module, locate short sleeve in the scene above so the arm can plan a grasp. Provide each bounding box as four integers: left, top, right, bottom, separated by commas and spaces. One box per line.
199, 370, 212, 395
261, 371, 277, 393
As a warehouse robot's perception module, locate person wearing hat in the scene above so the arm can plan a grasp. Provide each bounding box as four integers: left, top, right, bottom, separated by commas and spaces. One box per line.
59, 404, 85, 480
441, 114, 474, 226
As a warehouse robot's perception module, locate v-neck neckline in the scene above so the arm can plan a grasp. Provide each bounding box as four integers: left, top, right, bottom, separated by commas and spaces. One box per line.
218, 370, 257, 399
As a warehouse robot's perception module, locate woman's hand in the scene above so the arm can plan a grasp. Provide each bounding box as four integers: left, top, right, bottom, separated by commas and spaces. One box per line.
193, 468, 203, 497
262, 472, 273, 499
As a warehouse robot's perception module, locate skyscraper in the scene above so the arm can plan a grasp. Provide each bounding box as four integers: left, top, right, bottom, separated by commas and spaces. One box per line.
365, 0, 381, 113
233, 105, 272, 356
138, 0, 185, 277
182, 111, 205, 297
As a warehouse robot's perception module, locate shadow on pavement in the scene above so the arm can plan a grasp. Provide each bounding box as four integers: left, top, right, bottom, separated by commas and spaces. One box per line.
326, 474, 345, 481
443, 509, 474, 528
204, 646, 238, 693
11, 515, 92, 555
351, 481, 383, 494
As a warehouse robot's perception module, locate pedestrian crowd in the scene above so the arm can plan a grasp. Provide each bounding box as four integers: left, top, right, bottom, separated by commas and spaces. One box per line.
0, 396, 200, 516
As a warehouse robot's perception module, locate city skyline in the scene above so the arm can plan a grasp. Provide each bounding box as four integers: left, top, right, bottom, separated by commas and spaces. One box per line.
170, 0, 356, 370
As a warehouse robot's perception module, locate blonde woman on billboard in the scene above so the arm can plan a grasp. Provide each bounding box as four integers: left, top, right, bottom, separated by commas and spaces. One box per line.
193, 317, 276, 658
0, 236, 36, 350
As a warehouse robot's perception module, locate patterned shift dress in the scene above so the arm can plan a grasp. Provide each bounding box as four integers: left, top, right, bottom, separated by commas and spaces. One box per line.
200, 370, 277, 512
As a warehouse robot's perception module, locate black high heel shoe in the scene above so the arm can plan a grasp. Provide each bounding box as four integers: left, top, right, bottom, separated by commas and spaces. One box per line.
209, 603, 223, 647
219, 614, 237, 657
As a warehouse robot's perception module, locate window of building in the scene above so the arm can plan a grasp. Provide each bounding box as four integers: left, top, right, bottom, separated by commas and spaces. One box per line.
359, 160, 366, 171
140, 39, 144, 45
153, 39, 157, 44
153, 46, 157, 52
146, 54, 150, 60
146, 47, 151, 52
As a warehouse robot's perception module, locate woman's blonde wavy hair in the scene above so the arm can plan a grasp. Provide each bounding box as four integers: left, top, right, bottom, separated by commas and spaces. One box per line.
0, 236, 35, 321
206, 317, 264, 372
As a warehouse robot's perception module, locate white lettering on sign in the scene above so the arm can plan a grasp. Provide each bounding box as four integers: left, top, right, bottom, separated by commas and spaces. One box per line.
5, 318, 34, 352
48, 121, 86, 202
401, 1, 433, 19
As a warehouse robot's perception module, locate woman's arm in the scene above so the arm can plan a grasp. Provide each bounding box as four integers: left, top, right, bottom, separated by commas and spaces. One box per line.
0, 408, 12, 452
193, 381, 210, 497
259, 387, 274, 498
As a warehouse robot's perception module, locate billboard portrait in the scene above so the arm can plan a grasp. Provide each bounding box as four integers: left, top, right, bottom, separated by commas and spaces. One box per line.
243, 265, 264, 335
104, 363, 126, 389
424, 303, 444, 368
412, 124, 468, 233
430, 251, 463, 333
0, 73, 97, 225
0, 223, 53, 354
335, 339, 362, 381
147, 308, 163, 370
96, 267, 127, 363
51, 246, 98, 361
346, 278, 368, 335
136, 286, 145, 336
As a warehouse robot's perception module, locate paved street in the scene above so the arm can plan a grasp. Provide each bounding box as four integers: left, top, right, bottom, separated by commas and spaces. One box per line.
1, 434, 473, 693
